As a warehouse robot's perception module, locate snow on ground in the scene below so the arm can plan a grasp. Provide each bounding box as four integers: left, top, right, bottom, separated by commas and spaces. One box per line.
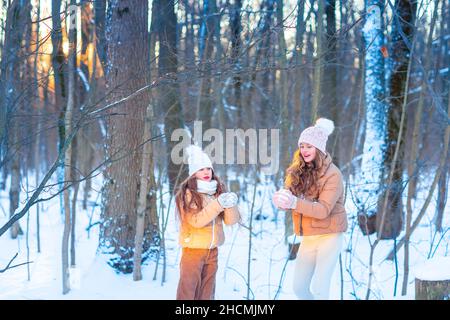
0, 171, 448, 300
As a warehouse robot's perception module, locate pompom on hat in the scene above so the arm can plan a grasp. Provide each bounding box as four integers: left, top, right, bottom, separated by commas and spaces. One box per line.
297, 118, 335, 154
185, 145, 214, 177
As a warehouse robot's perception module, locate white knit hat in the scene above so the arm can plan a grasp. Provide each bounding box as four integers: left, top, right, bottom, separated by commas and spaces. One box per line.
185, 145, 214, 177
297, 118, 335, 154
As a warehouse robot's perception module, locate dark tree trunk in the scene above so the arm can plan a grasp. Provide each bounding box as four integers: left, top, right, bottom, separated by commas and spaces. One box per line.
377, 0, 417, 239
99, 0, 151, 274
158, 0, 185, 193
323, 0, 339, 165
2, 0, 31, 238
95, 0, 108, 70
230, 0, 243, 128
52, 0, 67, 154
244, 0, 275, 129
293, 0, 306, 133
196, 0, 217, 131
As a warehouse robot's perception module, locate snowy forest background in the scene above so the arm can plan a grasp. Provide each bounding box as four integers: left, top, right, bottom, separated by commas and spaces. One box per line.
0, 0, 449, 300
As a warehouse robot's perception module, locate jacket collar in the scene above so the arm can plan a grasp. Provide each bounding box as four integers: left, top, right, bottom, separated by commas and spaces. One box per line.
318, 152, 333, 177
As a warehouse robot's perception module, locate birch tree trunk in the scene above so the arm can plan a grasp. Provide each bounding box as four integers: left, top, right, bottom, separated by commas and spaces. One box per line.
70, 134, 79, 267
62, 0, 77, 293
9, 129, 21, 239
34, 0, 42, 253
358, 1, 386, 234
133, 102, 157, 281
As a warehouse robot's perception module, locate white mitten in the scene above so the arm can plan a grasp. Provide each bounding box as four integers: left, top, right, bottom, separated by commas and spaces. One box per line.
217, 192, 238, 208
272, 189, 297, 209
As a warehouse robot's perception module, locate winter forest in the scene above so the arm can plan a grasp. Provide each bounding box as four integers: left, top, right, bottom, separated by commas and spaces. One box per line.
0, 0, 449, 301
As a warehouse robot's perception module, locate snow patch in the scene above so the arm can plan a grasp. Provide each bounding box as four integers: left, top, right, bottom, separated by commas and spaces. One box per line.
414, 256, 450, 281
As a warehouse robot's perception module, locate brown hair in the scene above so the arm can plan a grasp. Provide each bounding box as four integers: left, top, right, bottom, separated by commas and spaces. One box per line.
284, 148, 327, 197
175, 171, 226, 221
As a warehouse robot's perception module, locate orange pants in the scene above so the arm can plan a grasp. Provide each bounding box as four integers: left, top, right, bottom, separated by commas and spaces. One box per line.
176, 247, 218, 300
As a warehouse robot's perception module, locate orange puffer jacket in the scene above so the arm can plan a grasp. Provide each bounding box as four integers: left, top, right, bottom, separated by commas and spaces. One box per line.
292, 154, 348, 236
178, 190, 241, 249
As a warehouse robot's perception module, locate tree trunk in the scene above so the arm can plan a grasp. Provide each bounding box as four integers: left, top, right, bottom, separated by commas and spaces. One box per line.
81, 128, 94, 210
81, 18, 98, 211
293, 0, 306, 133
275, 0, 291, 243
9, 131, 21, 239
34, 0, 42, 253
358, 0, 386, 234
52, 0, 67, 219
377, 0, 417, 239
70, 134, 79, 267
100, 0, 150, 274
159, 0, 185, 193
324, 0, 340, 164
386, 71, 450, 261
195, 0, 217, 131
402, 0, 438, 296
415, 279, 450, 300
62, 0, 77, 293
434, 157, 447, 232
133, 0, 160, 280
3, 0, 30, 239
311, 0, 324, 122
182, 0, 195, 114
230, 0, 243, 128
52, 0, 67, 138
244, 0, 275, 129
133, 102, 158, 281
94, 0, 108, 70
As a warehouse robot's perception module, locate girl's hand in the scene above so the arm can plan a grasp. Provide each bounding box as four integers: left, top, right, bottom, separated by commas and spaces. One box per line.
218, 192, 238, 208
272, 189, 297, 210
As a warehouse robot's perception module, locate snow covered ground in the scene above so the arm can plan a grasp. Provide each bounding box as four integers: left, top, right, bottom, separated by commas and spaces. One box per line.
0, 172, 448, 300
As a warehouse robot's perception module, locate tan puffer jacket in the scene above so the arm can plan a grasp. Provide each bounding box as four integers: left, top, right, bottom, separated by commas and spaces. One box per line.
292, 153, 348, 236
178, 190, 241, 249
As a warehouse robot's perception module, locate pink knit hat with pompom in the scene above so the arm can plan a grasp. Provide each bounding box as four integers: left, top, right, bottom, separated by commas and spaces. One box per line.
297, 118, 335, 154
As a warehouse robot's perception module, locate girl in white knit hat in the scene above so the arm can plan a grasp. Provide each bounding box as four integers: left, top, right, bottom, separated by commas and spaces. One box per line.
272, 118, 347, 300
175, 145, 241, 300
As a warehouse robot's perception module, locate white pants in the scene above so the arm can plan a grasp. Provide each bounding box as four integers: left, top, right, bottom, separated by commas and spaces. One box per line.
293, 232, 344, 300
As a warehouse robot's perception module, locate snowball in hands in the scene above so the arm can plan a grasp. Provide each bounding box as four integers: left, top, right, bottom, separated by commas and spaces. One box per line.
273, 189, 297, 209
217, 192, 238, 208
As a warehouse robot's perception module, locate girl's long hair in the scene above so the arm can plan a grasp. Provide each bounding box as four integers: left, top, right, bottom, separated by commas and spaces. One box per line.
175, 171, 225, 221
284, 148, 327, 197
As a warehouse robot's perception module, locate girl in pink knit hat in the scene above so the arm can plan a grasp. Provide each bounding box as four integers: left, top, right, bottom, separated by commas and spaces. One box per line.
272, 118, 348, 300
